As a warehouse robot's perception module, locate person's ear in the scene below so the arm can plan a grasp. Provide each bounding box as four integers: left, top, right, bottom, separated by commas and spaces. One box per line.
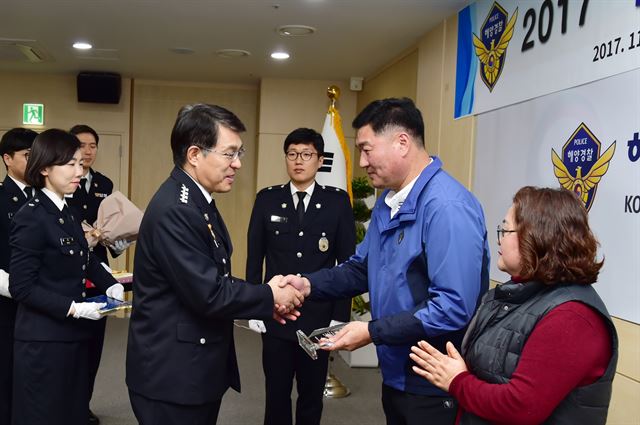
186, 146, 202, 167
317, 155, 324, 170
40, 167, 49, 177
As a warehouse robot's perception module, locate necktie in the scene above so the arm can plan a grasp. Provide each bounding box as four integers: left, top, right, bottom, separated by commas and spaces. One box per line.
296, 191, 306, 223
23, 186, 32, 199
79, 178, 88, 193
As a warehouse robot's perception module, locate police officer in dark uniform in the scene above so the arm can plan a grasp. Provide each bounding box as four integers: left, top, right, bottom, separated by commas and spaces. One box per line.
67, 124, 129, 425
126, 103, 304, 425
246, 128, 356, 425
0, 128, 37, 425
9, 129, 123, 425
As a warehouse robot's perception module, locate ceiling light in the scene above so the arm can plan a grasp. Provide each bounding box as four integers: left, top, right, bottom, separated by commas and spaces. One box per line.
271, 51, 290, 60
277, 25, 316, 37
72, 42, 92, 50
216, 49, 251, 58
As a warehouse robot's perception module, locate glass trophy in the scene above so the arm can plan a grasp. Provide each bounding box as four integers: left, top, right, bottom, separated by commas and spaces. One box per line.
297, 323, 347, 360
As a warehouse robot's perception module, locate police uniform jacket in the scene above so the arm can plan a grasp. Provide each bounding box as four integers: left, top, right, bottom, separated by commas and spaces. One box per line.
8, 190, 117, 342
0, 177, 30, 333
246, 182, 356, 340
67, 169, 114, 264
126, 167, 275, 406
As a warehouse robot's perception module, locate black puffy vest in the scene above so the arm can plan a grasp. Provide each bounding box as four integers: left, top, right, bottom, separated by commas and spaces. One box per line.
459, 282, 618, 425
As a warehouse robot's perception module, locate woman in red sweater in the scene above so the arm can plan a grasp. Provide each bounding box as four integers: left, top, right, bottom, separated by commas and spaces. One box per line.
410, 186, 617, 425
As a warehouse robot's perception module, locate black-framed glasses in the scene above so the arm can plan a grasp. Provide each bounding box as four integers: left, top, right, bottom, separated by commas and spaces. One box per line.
496, 224, 516, 244
286, 151, 318, 162
202, 147, 246, 162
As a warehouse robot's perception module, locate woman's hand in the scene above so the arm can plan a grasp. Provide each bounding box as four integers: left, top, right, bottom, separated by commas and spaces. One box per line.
410, 340, 468, 392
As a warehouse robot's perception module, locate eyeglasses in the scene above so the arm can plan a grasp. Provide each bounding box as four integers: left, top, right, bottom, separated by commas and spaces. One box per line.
286, 151, 318, 162
202, 147, 246, 162
496, 224, 516, 244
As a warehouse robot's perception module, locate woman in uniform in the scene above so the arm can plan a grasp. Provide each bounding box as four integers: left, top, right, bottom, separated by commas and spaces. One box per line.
8, 129, 124, 425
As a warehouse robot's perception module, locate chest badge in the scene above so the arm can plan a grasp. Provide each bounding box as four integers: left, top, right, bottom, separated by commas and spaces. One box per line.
281, 203, 287, 209
12, 196, 18, 202
398, 230, 404, 245
204, 213, 209, 221
318, 235, 329, 252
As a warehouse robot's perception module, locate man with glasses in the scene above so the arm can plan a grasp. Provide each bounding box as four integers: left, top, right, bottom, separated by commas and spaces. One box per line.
126, 104, 305, 425
282, 98, 490, 425
0, 128, 37, 425
246, 128, 355, 425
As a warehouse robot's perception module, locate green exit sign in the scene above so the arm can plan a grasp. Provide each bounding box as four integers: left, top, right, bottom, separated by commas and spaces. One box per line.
22, 103, 44, 125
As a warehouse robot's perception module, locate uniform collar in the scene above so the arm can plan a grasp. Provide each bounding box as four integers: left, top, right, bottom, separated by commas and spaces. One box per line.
41, 187, 68, 211
180, 168, 213, 204
8, 175, 28, 193
289, 181, 315, 198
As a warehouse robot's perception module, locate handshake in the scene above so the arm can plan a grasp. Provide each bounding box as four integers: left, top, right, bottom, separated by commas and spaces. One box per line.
266, 274, 311, 324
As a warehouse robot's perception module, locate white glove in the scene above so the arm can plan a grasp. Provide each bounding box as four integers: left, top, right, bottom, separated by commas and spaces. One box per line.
248, 319, 266, 334
105, 283, 125, 301
109, 239, 132, 255
0, 269, 10, 299
70, 301, 107, 320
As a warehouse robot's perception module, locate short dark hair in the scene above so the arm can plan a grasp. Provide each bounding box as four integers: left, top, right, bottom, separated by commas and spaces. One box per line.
352, 97, 425, 147
170, 104, 246, 167
25, 129, 80, 189
283, 128, 324, 155
513, 186, 603, 285
0, 128, 38, 158
69, 124, 99, 145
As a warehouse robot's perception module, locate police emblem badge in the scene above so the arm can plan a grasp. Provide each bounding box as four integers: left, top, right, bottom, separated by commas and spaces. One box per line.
318, 236, 329, 252
551, 122, 616, 211
473, 2, 518, 92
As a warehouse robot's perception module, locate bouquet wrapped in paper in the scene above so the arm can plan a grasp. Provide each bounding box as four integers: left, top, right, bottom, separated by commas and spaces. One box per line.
81, 191, 144, 248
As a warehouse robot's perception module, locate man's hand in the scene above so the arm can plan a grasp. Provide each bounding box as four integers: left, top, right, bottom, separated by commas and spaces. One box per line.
320, 321, 372, 351
267, 275, 304, 324
279, 274, 311, 297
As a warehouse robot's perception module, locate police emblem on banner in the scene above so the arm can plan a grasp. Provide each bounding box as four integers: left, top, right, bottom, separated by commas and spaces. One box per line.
551, 123, 616, 211
473, 2, 518, 92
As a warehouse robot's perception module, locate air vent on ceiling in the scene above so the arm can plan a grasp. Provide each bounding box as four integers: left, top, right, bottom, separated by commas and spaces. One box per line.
0, 38, 53, 63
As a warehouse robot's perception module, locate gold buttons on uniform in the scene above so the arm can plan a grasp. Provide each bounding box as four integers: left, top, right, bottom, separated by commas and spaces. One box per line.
82, 265, 86, 270
69, 249, 74, 255
83, 205, 88, 209
275, 230, 280, 235
298, 231, 304, 236
200, 338, 206, 345
296, 252, 302, 258
82, 292, 86, 298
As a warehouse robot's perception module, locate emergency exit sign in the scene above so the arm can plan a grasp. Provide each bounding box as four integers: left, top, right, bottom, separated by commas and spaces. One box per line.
22, 103, 44, 125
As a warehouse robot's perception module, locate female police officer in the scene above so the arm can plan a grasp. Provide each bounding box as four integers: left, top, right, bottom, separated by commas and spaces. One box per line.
8, 129, 123, 425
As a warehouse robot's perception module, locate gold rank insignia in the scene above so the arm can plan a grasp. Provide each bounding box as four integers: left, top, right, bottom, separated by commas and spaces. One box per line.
318, 236, 329, 252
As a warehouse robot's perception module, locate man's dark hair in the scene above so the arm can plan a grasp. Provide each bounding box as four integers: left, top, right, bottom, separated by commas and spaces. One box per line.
25, 129, 80, 189
0, 128, 38, 161
170, 103, 246, 167
283, 128, 324, 156
352, 97, 425, 147
69, 124, 100, 145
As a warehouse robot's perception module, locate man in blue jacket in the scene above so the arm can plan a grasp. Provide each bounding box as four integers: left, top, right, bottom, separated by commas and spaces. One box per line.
283, 98, 490, 425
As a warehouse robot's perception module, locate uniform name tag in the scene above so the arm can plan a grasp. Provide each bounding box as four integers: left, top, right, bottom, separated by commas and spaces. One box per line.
60, 237, 75, 246
94, 193, 108, 198
270, 215, 288, 223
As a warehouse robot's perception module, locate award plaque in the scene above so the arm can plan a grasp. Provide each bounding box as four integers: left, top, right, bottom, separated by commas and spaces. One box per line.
296, 323, 347, 360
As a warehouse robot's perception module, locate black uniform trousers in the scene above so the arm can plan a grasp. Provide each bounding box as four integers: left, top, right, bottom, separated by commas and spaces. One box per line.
381, 384, 458, 425
262, 334, 330, 425
129, 390, 222, 425
12, 340, 91, 425
0, 324, 13, 423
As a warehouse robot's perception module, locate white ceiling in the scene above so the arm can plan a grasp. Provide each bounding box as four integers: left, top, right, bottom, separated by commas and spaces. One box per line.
1, 0, 470, 84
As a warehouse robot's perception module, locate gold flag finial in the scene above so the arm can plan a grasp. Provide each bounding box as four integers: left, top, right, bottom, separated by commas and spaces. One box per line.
327, 85, 340, 108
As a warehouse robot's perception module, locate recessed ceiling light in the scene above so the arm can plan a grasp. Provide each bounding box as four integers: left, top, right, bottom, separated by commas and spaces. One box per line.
73, 42, 92, 50
216, 49, 251, 58
271, 51, 290, 60
277, 25, 316, 37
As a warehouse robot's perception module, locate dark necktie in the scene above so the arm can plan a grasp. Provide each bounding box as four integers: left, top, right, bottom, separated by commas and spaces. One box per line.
79, 178, 88, 194
23, 186, 32, 199
296, 191, 306, 223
